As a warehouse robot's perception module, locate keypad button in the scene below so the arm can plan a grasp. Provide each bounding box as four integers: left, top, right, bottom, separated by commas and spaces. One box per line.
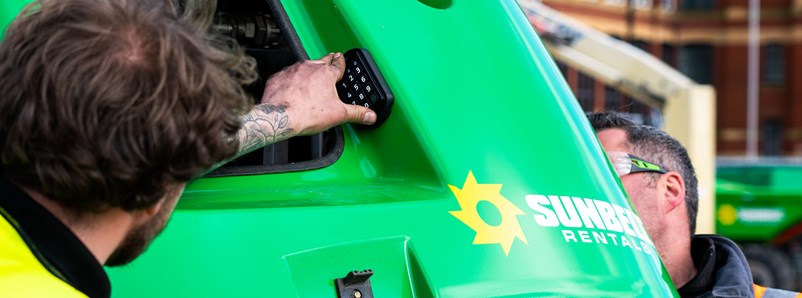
337, 52, 388, 112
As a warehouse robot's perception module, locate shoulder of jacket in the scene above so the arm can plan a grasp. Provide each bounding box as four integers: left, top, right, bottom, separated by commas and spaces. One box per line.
754, 284, 802, 298
0, 214, 87, 298
0, 271, 88, 298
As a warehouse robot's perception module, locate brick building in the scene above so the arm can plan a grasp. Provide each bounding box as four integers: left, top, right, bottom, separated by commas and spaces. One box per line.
539, 0, 802, 156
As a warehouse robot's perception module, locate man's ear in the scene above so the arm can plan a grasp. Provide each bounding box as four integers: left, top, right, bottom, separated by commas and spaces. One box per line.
130, 184, 184, 225
126, 198, 166, 227
142, 198, 166, 217
660, 171, 685, 212
143, 184, 185, 217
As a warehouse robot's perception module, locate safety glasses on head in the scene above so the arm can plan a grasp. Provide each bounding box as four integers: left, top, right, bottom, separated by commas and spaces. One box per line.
606, 151, 668, 177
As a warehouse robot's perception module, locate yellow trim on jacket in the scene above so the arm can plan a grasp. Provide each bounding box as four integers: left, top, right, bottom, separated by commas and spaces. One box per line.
755, 284, 802, 298
0, 214, 87, 297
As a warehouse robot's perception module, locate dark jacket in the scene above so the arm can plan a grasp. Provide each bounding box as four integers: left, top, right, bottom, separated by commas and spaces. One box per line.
678, 235, 754, 298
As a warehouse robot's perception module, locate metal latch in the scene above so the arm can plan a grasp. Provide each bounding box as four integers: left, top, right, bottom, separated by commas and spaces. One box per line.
335, 269, 374, 298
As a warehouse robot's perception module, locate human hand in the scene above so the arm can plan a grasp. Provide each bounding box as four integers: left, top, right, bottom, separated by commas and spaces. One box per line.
260, 52, 377, 136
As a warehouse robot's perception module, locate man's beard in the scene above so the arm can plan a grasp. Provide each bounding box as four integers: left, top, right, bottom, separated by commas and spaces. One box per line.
105, 190, 179, 267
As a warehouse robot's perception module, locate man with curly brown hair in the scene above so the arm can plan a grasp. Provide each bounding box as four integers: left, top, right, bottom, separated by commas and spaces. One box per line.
0, 0, 376, 297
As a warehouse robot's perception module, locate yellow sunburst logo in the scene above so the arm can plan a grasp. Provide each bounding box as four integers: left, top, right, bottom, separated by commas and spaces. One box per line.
449, 171, 528, 255
718, 204, 738, 226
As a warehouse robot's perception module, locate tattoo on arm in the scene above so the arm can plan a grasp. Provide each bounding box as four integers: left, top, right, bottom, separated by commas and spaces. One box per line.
237, 104, 294, 156
202, 104, 295, 176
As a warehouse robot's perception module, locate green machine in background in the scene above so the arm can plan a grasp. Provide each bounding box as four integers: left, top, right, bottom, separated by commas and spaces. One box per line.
716, 163, 802, 292
1, 0, 678, 296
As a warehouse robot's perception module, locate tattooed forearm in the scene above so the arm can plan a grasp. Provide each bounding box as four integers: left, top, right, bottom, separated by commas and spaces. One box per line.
202, 104, 295, 176
236, 104, 294, 155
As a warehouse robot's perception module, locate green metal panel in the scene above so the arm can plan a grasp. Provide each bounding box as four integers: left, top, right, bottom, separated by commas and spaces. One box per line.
0, 0, 677, 296
108, 0, 676, 296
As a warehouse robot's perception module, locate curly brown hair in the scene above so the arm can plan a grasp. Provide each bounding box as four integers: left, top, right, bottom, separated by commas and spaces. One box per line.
0, 0, 256, 213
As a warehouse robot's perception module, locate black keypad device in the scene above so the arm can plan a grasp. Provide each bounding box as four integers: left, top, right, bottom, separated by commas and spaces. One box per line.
336, 48, 394, 128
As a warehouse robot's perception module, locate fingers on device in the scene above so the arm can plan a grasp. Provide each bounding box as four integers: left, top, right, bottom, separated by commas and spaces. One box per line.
336, 48, 394, 129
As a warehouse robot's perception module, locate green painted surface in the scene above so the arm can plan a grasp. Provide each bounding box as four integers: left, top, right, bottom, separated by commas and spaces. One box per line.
108, 0, 676, 296
716, 166, 802, 242
1, 0, 678, 296
0, 0, 29, 35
